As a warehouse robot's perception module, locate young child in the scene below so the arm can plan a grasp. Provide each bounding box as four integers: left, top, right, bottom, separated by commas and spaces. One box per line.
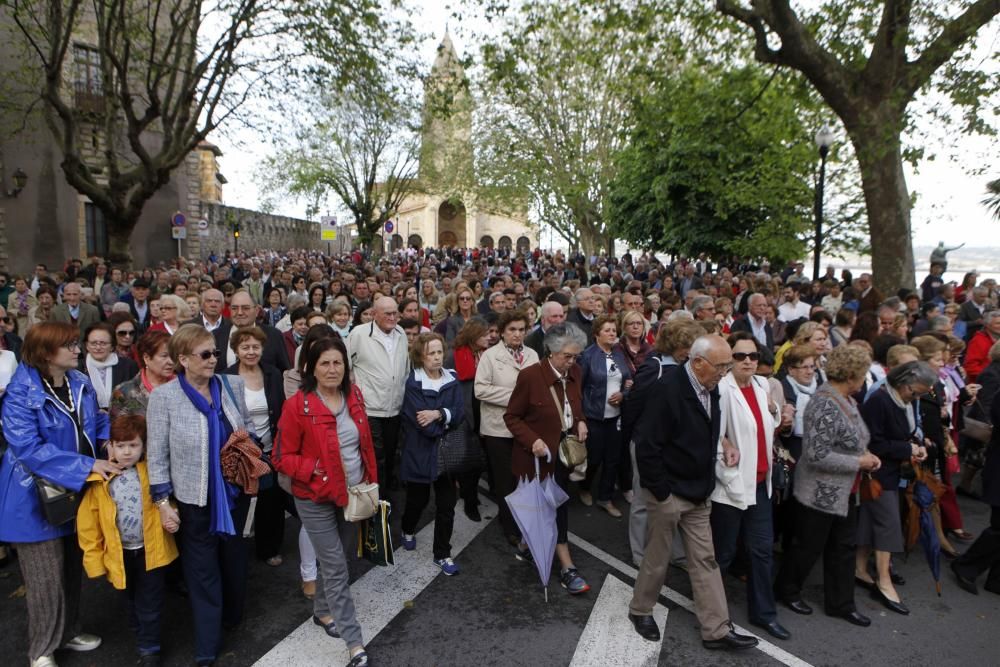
77, 415, 179, 666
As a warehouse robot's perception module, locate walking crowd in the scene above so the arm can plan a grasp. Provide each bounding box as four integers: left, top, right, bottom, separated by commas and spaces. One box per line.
0, 246, 998, 666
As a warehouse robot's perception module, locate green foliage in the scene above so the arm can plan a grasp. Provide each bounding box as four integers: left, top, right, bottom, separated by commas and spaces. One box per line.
608, 65, 816, 264
984, 177, 1000, 221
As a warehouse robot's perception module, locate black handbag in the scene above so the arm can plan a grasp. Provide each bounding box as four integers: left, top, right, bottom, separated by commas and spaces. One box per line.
33, 476, 83, 526
357, 500, 395, 567
436, 425, 483, 477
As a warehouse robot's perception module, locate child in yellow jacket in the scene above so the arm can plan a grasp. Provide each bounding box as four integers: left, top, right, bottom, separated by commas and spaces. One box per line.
77, 415, 178, 666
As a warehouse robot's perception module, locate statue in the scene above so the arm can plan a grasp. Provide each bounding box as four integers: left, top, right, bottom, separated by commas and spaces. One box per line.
929, 241, 964, 272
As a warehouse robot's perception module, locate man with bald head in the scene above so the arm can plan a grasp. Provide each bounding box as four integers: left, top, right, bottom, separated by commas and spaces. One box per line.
212, 289, 290, 372
730, 293, 774, 349
348, 296, 411, 490
524, 299, 567, 359
52, 281, 101, 338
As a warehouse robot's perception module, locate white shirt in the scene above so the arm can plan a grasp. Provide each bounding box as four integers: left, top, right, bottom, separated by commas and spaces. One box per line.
202, 314, 222, 332
777, 300, 811, 323
244, 386, 272, 448
371, 324, 401, 357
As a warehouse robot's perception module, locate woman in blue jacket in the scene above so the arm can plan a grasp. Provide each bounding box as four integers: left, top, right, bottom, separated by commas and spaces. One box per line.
399, 332, 465, 576
0, 321, 115, 667
577, 315, 632, 517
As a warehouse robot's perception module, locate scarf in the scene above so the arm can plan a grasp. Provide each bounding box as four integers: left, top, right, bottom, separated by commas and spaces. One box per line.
786, 376, 818, 437
86, 352, 118, 409
886, 385, 917, 436
178, 373, 237, 536
332, 323, 351, 339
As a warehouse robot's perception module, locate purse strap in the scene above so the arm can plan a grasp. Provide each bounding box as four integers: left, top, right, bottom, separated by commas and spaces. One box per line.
548, 384, 569, 435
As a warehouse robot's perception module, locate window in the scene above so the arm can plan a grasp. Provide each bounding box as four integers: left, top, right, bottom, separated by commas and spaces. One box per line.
85, 203, 108, 257
74, 45, 102, 94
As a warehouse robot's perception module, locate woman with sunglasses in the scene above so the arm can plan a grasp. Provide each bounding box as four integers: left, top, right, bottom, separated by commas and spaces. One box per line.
442, 287, 477, 345
108, 312, 140, 364
146, 323, 253, 667
710, 332, 789, 640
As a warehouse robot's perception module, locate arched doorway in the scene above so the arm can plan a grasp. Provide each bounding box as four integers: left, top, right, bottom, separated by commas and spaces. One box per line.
437, 200, 467, 247
408, 234, 423, 249
480, 235, 494, 248
516, 236, 531, 253
391, 234, 403, 250
498, 235, 512, 250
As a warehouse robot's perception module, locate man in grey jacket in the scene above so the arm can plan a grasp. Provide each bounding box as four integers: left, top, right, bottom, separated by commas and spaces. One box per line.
347, 296, 410, 491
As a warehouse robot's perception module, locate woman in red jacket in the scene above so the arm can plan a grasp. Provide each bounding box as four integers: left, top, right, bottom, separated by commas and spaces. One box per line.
273, 336, 376, 667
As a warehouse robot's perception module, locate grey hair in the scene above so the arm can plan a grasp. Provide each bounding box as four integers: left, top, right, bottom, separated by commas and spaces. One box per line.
887, 360, 938, 389
986, 310, 1000, 323
691, 295, 714, 314
929, 315, 951, 331
543, 323, 587, 356
286, 293, 308, 310
990, 340, 1000, 364
668, 309, 694, 321
972, 286, 988, 297
748, 292, 767, 306
689, 335, 715, 360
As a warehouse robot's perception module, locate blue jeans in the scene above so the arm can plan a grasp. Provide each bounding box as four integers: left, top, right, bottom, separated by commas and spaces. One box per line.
710, 481, 777, 623
121, 548, 166, 655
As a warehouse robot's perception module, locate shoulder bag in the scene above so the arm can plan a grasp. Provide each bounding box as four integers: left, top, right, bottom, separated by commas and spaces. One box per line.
549, 385, 586, 467
321, 388, 379, 522
437, 422, 484, 477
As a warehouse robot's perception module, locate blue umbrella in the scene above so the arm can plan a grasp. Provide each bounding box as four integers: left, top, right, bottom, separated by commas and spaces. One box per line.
912, 479, 943, 596
505, 451, 569, 601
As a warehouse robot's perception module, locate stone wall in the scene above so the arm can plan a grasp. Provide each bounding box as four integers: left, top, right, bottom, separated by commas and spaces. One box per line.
197, 204, 324, 258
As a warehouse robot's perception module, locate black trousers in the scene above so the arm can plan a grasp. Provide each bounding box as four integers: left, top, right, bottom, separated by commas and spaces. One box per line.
369, 416, 401, 489
177, 495, 250, 663
581, 416, 622, 502
253, 480, 292, 560
482, 435, 521, 545
121, 548, 166, 655
401, 476, 458, 560
775, 497, 858, 615
953, 506, 1000, 589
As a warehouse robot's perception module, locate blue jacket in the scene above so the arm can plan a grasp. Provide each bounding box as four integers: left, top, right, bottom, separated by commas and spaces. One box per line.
399, 369, 465, 484
0, 364, 109, 543
577, 344, 632, 421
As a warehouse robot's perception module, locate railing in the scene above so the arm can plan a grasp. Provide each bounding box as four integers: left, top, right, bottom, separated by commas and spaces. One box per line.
74, 81, 105, 115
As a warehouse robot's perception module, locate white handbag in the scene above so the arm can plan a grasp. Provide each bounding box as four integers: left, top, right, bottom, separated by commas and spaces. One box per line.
344, 482, 380, 522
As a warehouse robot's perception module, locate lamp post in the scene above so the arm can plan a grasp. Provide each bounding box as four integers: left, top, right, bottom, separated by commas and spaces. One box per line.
813, 125, 835, 281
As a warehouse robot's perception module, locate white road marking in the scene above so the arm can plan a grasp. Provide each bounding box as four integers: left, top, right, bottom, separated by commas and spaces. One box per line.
254, 495, 497, 667
569, 573, 668, 667
568, 533, 815, 667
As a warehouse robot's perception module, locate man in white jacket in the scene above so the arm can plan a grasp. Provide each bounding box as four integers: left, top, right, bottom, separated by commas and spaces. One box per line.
348, 296, 411, 490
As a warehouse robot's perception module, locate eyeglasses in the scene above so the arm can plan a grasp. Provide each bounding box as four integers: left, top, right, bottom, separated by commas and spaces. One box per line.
116, 329, 136, 337
193, 349, 221, 360
62, 341, 81, 351
695, 356, 732, 373
87, 341, 112, 347
230, 305, 255, 312
459, 296, 473, 301
732, 352, 760, 362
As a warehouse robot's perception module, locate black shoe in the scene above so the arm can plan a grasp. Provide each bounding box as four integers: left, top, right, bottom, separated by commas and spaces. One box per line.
951, 561, 978, 595
702, 629, 759, 650
514, 545, 534, 564
313, 615, 340, 638
750, 619, 790, 640
783, 599, 813, 615
854, 576, 876, 592
464, 502, 482, 522
628, 614, 660, 641
871, 587, 909, 615
835, 610, 871, 627
346, 650, 370, 667
890, 571, 906, 586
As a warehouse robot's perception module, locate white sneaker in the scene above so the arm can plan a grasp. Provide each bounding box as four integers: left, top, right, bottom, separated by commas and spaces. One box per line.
31, 656, 57, 667
61, 633, 101, 652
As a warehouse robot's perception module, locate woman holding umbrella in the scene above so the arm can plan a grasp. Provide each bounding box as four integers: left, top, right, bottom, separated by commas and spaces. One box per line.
504, 323, 590, 595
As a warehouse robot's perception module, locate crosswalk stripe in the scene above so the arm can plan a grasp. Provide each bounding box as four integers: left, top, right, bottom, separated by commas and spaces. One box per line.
254, 495, 497, 666
567, 532, 815, 667
569, 573, 668, 667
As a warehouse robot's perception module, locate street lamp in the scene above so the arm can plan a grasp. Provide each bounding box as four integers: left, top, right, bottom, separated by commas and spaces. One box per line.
813, 125, 835, 281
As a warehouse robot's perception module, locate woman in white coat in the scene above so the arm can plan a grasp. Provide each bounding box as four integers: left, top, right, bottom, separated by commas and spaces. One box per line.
710, 332, 790, 641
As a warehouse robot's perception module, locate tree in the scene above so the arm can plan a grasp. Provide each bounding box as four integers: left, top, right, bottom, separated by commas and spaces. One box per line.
715, 0, 1000, 292
608, 65, 817, 264
259, 82, 420, 251
984, 178, 1000, 221
1, 0, 394, 263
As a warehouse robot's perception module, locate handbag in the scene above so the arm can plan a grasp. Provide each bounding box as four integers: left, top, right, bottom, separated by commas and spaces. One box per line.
549, 385, 586, 467
344, 481, 380, 522
437, 424, 483, 477
34, 476, 83, 526
860, 472, 883, 502
357, 500, 395, 567
960, 409, 992, 444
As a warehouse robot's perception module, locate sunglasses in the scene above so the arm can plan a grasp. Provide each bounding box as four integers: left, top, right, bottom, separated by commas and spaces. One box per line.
116, 329, 136, 337
192, 349, 221, 360
733, 352, 760, 362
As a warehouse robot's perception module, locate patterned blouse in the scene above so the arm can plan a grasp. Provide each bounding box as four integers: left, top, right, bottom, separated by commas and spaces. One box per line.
109, 374, 151, 418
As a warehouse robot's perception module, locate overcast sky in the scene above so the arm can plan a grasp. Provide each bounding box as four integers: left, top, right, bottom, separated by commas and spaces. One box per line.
221, 2, 999, 249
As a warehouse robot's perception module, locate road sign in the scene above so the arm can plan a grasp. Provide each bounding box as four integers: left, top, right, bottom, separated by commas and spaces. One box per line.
320, 216, 338, 241
196, 219, 208, 231
171, 211, 187, 227
384, 220, 394, 234
171, 227, 187, 240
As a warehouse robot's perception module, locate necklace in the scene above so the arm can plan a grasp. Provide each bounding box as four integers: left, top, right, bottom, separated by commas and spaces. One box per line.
43, 376, 75, 413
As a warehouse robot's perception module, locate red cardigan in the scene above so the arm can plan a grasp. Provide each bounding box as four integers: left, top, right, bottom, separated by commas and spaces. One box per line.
272, 385, 378, 505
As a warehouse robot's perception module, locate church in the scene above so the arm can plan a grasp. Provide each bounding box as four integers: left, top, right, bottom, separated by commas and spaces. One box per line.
381, 32, 535, 253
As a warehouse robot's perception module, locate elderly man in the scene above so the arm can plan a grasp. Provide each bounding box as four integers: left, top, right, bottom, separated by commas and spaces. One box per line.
525, 300, 567, 359
690, 295, 717, 322
628, 336, 757, 651
188, 288, 226, 333
959, 286, 989, 329
623, 290, 644, 315
347, 296, 410, 490
855, 273, 884, 314
120, 278, 153, 334
567, 288, 598, 345
730, 293, 774, 349
214, 289, 290, 372
51, 282, 101, 337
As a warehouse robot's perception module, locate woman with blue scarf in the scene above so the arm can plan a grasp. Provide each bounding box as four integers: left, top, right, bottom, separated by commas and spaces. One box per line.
146, 324, 253, 667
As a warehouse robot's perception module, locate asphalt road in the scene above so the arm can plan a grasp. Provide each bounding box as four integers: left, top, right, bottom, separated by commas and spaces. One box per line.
1, 485, 998, 667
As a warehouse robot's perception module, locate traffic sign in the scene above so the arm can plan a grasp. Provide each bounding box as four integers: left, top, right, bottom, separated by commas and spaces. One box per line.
171, 227, 187, 240
384, 220, 394, 234
320, 216, 337, 241
171, 211, 187, 227
196, 219, 208, 231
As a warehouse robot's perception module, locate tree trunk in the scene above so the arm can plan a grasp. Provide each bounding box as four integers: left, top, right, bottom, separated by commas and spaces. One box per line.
849, 126, 915, 295
107, 220, 134, 268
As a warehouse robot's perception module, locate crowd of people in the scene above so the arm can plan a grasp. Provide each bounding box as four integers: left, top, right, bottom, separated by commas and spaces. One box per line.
0, 246, 998, 666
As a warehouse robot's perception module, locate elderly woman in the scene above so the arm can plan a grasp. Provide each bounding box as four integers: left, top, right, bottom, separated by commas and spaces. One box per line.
146, 324, 253, 667
475, 310, 539, 549
399, 333, 466, 574
108, 312, 140, 365
504, 323, 591, 595
27, 284, 58, 333
857, 361, 935, 615
223, 326, 286, 565
711, 332, 788, 640
775, 345, 882, 627
7, 275, 36, 336
273, 336, 376, 667
577, 315, 632, 517
147, 294, 190, 335
0, 321, 115, 666
80, 322, 139, 411
263, 289, 287, 328
110, 330, 175, 418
